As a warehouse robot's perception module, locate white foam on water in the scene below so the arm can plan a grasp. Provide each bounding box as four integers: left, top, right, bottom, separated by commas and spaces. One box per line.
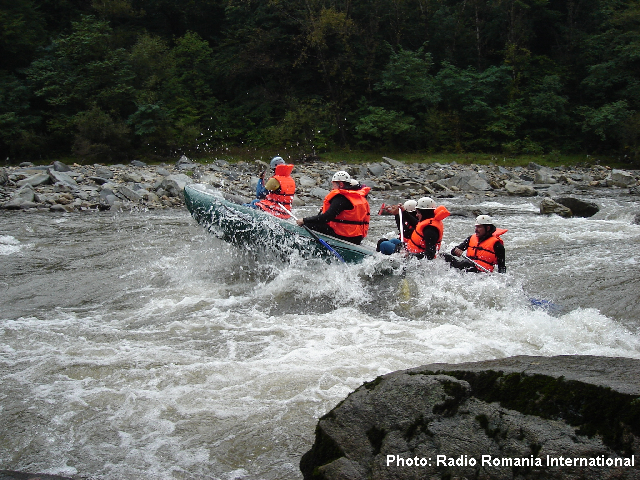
0, 234, 23, 255
1, 199, 640, 479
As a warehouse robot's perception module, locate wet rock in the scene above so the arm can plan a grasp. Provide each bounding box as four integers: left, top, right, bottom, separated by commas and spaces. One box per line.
540, 197, 572, 217
301, 355, 640, 480
553, 197, 600, 217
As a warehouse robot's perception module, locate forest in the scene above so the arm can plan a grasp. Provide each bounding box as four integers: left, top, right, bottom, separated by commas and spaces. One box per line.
1, 0, 640, 163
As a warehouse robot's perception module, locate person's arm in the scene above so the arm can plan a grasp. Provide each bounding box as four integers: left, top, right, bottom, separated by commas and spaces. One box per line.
452, 236, 471, 256
264, 177, 281, 191
301, 195, 352, 225
494, 242, 506, 273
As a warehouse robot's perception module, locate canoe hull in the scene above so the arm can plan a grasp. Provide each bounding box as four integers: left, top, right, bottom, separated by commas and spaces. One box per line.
184, 184, 375, 263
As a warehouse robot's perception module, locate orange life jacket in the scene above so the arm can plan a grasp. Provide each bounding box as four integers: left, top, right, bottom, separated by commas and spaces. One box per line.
256, 164, 296, 218
466, 228, 508, 272
406, 205, 450, 254
323, 186, 371, 239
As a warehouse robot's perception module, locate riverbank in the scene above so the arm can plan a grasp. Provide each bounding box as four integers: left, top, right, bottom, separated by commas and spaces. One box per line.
1, 155, 639, 213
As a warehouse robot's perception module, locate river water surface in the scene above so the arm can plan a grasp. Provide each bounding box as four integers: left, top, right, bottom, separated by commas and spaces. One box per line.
1, 190, 640, 479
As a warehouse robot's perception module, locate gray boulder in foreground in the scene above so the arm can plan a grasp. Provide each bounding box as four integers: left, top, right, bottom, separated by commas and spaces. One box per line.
301, 355, 640, 480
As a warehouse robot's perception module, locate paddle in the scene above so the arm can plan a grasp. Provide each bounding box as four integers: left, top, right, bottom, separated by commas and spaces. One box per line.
460, 253, 492, 273
398, 207, 404, 243
276, 203, 346, 263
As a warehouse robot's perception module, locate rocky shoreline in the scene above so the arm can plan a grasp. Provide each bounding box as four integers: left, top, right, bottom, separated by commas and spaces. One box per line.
1, 156, 639, 217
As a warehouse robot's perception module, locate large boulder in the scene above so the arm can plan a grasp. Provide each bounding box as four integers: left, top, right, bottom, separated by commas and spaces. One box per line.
301, 355, 640, 480
159, 174, 193, 198
540, 197, 572, 217
608, 169, 636, 187
553, 197, 600, 217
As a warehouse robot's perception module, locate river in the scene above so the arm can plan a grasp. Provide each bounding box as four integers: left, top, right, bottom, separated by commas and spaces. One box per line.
1, 190, 639, 479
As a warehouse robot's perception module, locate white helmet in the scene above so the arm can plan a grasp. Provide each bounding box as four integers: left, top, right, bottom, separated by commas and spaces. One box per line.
332, 170, 351, 182
475, 214, 494, 225
417, 197, 436, 209
270, 156, 285, 168
403, 200, 417, 212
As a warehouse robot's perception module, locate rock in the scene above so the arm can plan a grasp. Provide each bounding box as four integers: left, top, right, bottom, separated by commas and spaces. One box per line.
630, 186, 640, 195
130, 159, 147, 167
88, 176, 111, 185
159, 174, 193, 198
504, 181, 538, 196
17, 173, 50, 187
48, 168, 78, 188
539, 197, 572, 217
95, 166, 114, 179
0, 168, 9, 185
441, 171, 492, 191
301, 355, 640, 480
121, 171, 143, 183
176, 155, 197, 170
553, 197, 599, 217
309, 187, 330, 199
634, 213, 640, 225
52, 160, 71, 172
534, 167, 558, 184
156, 167, 171, 176
3, 184, 36, 209
297, 175, 318, 188
608, 169, 636, 187
382, 156, 403, 168
368, 163, 387, 176
116, 185, 143, 202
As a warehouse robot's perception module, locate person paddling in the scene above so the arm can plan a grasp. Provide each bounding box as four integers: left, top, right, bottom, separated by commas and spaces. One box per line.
442, 215, 507, 273
376, 199, 418, 254
253, 156, 296, 219
378, 197, 450, 259
296, 171, 370, 245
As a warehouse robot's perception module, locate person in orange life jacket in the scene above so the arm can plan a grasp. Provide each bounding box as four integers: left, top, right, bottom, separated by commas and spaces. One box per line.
254, 158, 296, 219
296, 171, 370, 245
251, 156, 285, 204
443, 215, 507, 273
379, 197, 449, 259
376, 199, 418, 254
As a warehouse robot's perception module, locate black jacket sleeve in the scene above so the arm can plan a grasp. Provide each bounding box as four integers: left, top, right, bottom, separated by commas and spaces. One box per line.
303, 195, 352, 224
494, 241, 506, 273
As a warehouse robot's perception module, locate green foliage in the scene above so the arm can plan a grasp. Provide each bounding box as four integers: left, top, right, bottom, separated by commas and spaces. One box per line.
3, 0, 640, 160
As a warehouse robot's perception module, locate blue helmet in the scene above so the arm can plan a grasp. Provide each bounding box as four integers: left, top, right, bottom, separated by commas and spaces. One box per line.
270, 156, 285, 169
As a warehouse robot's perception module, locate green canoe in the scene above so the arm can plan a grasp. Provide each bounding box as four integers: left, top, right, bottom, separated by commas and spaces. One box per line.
184, 183, 376, 263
